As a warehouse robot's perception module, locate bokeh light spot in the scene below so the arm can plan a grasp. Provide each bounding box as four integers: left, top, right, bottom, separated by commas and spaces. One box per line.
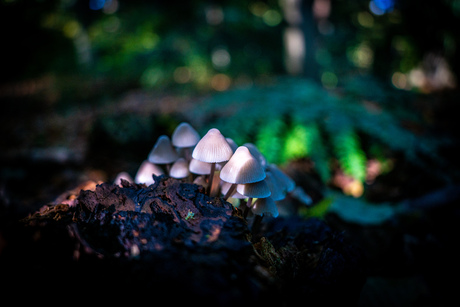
173, 67, 192, 84
211, 74, 231, 91
321, 71, 338, 89
263, 10, 282, 26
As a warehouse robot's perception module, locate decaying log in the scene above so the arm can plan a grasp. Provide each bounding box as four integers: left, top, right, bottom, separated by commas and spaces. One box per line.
10, 176, 364, 305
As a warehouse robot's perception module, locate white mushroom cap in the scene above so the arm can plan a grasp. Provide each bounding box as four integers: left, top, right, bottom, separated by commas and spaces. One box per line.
226, 138, 238, 152
264, 171, 286, 201
193, 175, 208, 188
114, 171, 133, 187
134, 160, 164, 185
169, 158, 190, 179
221, 181, 246, 199
243, 143, 267, 169
220, 146, 265, 184
148, 135, 179, 164
189, 158, 212, 175
251, 197, 279, 217
171, 122, 201, 148
192, 128, 233, 163
267, 164, 295, 193
237, 180, 271, 199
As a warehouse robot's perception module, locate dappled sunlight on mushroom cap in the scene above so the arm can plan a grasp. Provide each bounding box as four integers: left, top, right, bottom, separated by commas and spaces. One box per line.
220, 146, 266, 184
135, 160, 164, 185
192, 128, 233, 163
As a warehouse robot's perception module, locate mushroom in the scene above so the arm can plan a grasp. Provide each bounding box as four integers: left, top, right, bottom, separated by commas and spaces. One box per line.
114, 171, 133, 187
264, 171, 287, 201
243, 143, 267, 169
237, 179, 271, 208
171, 122, 201, 160
221, 181, 246, 199
220, 146, 266, 200
169, 158, 190, 179
251, 196, 279, 218
192, 128, 233, 196
226, 138, 239, 152
193, 175, 208, 189
134, 160, 164, 185
189, 158, 213, 175
266, 163, 295, 194
148, 135, 179, 172
251, 196, 279, 233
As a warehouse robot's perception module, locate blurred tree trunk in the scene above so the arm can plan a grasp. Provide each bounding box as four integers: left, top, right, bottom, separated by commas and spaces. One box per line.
282, 0, 320, 81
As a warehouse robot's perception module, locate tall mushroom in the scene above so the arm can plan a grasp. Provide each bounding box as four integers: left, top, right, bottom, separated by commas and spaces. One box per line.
171, 122, 201, 161
148, 135, 179, 172
192, 128, 233, 196
220, 146, 266, 200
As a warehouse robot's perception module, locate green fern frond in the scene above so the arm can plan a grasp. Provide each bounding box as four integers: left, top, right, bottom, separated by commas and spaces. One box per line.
331, 129, 367, 182
283, 124, 311, 160
282, 122, 331, 182
255, 119, 286, 164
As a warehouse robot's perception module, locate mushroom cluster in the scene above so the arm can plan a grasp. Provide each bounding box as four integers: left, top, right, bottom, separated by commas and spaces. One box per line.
115, 122, 299, 220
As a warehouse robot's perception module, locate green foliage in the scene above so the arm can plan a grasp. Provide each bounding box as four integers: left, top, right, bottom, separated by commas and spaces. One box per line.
331, 130, 367, 182
193, 77, 446, 184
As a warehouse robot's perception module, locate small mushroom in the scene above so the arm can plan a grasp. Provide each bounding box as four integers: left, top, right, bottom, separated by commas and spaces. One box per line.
193, 175, 208, 189
171, 122, 201, 160
226, 138, 239, 152
251, 196, 279, 233
134, 160, 164, 185
221, 181, 246, 199
237, 179, 271, 208
220, 146, 266, 200
169, 158, 190, 179
113, 171, 133, 187
251, 196, 279, 218
148, 135, 179, 172
266, 163, 295, 193
192, 128, 233, 195
189, 158, 212, 175
264, 171, 287, 201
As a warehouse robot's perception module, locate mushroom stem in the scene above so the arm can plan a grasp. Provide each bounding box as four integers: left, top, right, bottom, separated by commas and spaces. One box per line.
166, 163, 172, 174
223, 183, 237, 201
183, 147, 192, 162
158, 163, 170, 175
207, 162, 216, 196
247, 197, 254, 208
